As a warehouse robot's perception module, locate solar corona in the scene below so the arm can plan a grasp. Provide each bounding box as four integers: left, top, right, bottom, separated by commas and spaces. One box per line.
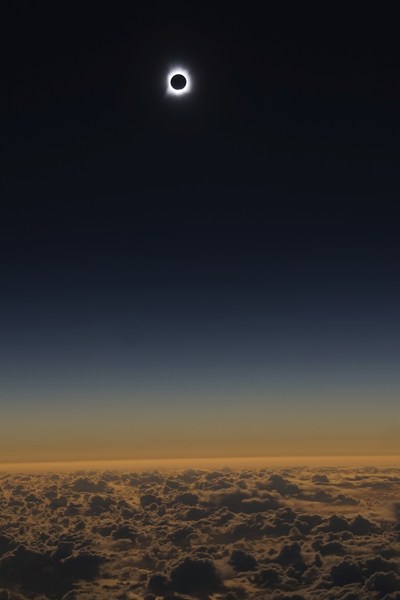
166, 68, 191, 96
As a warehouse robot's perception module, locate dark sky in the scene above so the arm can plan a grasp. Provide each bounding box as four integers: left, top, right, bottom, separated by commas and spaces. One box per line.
2, 4, 400, 460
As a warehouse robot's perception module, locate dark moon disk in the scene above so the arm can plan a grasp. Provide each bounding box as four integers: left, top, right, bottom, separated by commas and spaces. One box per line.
170, 74, 187, 90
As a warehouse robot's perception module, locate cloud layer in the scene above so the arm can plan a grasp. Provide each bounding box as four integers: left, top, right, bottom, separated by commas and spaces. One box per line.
0, 464, 400, 599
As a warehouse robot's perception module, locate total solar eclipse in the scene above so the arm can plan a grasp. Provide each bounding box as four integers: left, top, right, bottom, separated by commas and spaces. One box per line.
171, 74, 186, 90
166, 68, 191, 96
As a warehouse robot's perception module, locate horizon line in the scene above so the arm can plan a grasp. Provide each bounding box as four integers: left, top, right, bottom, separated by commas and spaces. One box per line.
1, 454, 400, 473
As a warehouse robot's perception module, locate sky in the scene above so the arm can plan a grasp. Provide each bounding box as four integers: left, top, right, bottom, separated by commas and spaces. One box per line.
2, 5, 400, 462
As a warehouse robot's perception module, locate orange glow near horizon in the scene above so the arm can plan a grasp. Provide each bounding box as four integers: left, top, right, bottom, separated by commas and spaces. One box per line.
1, 454, 400, 473
2, 388, 399, 465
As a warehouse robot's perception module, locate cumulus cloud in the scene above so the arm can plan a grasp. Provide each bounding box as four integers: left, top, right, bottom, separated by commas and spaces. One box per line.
0, 464, 399, 598
229, 549, 258, 572
169, 557, 222, 595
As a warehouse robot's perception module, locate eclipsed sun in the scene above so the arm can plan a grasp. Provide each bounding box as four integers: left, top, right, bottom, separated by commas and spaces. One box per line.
166, 68, 192, 96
